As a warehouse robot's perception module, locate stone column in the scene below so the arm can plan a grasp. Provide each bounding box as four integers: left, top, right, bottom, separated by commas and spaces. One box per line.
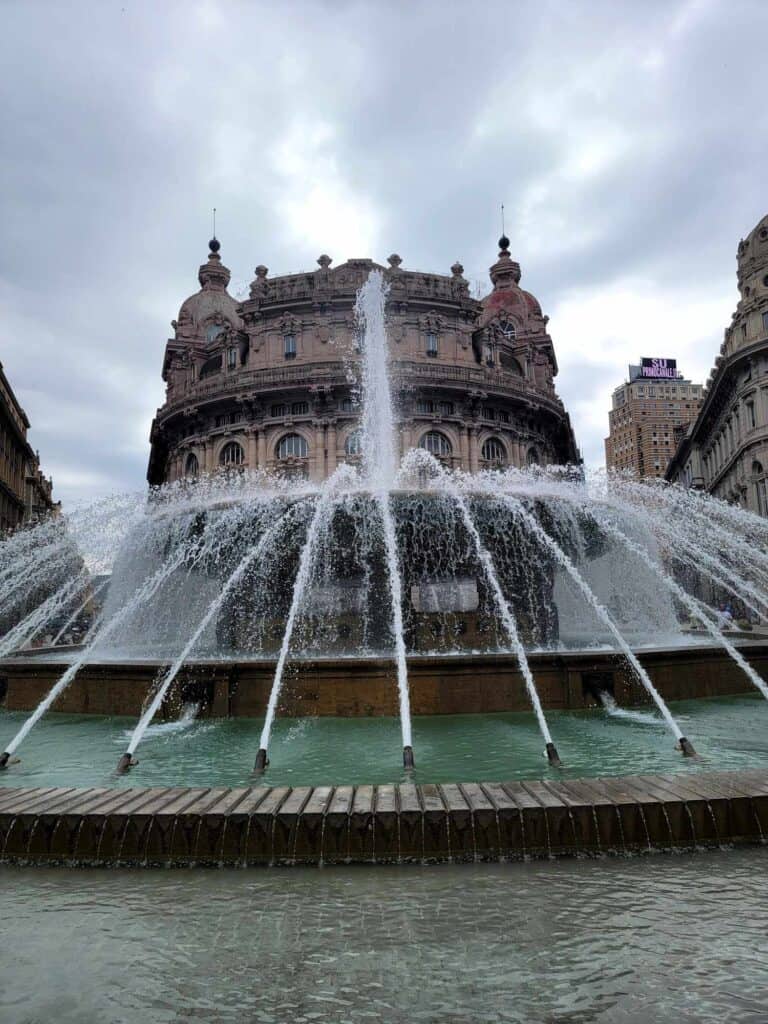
310, 420, 325, 482
512, 438, 523, 467
246, 430, 258, 470
257, 428, 267, 470
459, 426, 470, 470
204, 441, 215, 474
468, 425, 480, 474
400, 421, 413, 458
326, 419, 337, 475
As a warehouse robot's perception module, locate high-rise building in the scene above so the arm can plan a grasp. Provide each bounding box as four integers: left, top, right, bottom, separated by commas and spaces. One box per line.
147, 236, 579, 484
666, 213, 768, 511
604, 359, 704, 479
0, 361, 58, 533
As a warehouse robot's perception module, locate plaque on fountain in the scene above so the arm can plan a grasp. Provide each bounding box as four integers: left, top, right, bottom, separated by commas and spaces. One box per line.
410, 578, 479, 613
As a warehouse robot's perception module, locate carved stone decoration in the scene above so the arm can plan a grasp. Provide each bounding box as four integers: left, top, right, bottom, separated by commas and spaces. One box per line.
250, 265, 269, 302
450, 261, 469, 301
279, 313, 300, 335
419, 310, 444, 333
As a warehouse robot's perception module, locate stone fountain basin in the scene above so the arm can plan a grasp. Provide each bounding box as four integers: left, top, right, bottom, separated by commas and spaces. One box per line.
1, 641, 766, 719
1, 769, 767, 866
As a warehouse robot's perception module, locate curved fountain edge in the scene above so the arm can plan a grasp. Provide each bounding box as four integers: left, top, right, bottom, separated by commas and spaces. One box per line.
1, 768, 767, 866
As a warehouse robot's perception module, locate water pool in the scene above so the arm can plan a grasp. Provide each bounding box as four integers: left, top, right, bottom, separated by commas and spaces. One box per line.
1, 694, 766, 790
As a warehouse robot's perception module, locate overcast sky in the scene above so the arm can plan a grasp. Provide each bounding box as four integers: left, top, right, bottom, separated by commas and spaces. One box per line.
1, 0, 766, 507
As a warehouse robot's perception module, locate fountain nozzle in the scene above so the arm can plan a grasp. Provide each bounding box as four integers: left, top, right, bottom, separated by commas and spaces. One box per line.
116, 752, 137, 774
678, 737, 697, 758
403, 745, 415, 770
0, 751, 9, 770
254, 748, 269, 773
545, 742, 562, 768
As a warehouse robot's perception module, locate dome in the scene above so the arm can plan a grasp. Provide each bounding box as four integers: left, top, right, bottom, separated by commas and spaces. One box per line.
478, 237, 543, 327
176, 241, 242, 338
737, 213, 768, 281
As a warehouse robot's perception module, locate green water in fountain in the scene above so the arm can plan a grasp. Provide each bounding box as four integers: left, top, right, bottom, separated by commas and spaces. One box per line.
0, 694, 765, 791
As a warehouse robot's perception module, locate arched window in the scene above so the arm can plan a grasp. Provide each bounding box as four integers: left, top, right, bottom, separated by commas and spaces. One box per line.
219, 441, 244, 467
420, 431, 453, 458
345, 430, 362, 456
527, 447, 540, 466
481, 438, 507, 467
185, 453, 199, 477
206, 323, 225, 343
276, 433, 308, 460
291, 401, 309, 415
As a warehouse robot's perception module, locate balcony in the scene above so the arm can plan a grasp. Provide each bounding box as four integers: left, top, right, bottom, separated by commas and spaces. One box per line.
157, 357, 565, 424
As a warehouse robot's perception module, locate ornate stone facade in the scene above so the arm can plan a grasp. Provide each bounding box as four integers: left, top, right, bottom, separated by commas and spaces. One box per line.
0, 361, 57, 533
147, 236, 579, 484
666, 214, 768, 513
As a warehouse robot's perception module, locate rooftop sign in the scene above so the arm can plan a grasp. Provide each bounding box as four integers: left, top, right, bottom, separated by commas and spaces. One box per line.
638, 358, 682, 380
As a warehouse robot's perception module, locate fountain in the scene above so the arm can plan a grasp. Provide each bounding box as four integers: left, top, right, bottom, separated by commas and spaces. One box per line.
1, 269, 768, 863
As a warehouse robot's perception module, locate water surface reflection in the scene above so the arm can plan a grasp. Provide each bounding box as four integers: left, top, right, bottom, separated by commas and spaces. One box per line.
1, 850, 767, 1023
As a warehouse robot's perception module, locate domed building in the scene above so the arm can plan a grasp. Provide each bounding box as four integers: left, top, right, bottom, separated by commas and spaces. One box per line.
147, 236, 579, 484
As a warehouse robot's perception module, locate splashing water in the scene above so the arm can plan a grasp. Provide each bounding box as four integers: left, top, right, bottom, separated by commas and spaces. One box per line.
2, 271, 768, 776
599, 692, 662, 727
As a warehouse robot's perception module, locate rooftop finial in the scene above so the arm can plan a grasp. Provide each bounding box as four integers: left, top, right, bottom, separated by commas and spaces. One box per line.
209, 208, 220, 253
498, 204, 510, 253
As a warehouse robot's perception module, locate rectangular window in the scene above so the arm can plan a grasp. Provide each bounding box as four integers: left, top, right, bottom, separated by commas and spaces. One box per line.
227, 347, 237, 369
284, 334, 297, 359
426, 332, 438, 357
763, 312, 768, 333
747, 401, 756, 429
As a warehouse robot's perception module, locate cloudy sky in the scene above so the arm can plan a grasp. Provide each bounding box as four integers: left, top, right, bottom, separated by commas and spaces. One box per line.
1, 0, 766, 506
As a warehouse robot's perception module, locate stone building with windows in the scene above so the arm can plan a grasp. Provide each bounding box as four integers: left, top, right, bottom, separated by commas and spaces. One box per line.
0, 361, 58, 533
666, 214, 768, 514
147, 235, 579, 484
605, 361, 704, 479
